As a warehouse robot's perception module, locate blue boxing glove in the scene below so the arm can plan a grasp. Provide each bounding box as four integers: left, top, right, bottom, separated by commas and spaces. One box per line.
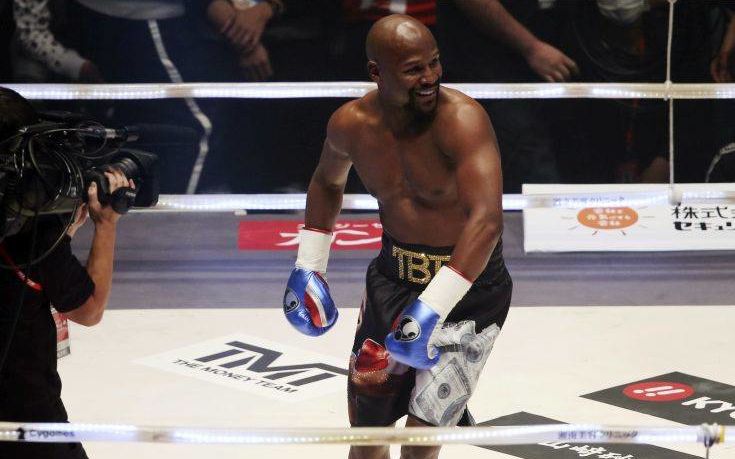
283, 228, 338, 336
386, 265, 472, 369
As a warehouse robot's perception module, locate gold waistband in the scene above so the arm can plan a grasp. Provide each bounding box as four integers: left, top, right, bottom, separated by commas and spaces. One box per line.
390, 245, 451, 285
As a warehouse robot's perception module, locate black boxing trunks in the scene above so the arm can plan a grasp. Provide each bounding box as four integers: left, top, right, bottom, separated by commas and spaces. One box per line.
348, 233, 512, 427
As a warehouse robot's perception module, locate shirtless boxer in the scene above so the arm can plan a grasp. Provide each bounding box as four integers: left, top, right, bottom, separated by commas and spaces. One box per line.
283, 14, 512, 459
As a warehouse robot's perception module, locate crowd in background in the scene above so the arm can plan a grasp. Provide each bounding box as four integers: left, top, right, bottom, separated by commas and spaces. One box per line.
0, 0, 734, 194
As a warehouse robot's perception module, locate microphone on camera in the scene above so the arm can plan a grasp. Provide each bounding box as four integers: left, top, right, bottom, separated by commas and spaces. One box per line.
78, 126, 136, 142
78, 124, 199, 145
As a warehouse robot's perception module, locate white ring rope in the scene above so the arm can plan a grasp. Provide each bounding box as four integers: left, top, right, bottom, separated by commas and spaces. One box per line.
142, 192, 662, 212
4, 82, 735, 100
0, 422, 729, 446
146, 183, 735, 212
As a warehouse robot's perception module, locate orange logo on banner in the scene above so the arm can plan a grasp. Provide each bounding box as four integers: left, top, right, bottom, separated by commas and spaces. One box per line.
577, 207, 639, 230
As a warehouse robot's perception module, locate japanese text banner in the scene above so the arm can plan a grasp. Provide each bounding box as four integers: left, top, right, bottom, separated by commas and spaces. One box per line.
238, 220, 382, 251
524, 205, 735, 252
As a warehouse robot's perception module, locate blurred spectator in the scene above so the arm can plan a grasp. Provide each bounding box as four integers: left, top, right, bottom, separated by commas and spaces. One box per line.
1, 0, 13, 80
331, 0, 437, 80
65, 0, 210, 193
712, 4, 735, 83
226, 1, 345, 193
561, 0, 720, 184
437, 0, 572, 192
206, 0, 285, 82
64, 0, 267, 193
438, 0, 576, 83
198, 0, 288, 193
438, 0, 727, 189
564, 0, 710, 84
9, 0, 106, 143
264, 0, 336, 81
559, 0, 669, 185
708, 4, 735, 183
13, 0, 103, 83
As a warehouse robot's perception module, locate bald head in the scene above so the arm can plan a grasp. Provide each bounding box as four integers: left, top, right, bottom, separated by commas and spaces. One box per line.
365, 14, 436, 64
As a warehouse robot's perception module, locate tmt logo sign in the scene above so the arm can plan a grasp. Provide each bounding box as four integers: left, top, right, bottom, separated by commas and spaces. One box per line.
194, 341, 347, 387
583, 372, 735, 425
137, 334, 348, 402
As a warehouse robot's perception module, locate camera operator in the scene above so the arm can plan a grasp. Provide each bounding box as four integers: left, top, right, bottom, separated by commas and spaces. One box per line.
0, 87, 133, 459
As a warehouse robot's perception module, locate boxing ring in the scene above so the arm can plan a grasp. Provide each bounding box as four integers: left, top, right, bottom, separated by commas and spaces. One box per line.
3, 0, 735, 457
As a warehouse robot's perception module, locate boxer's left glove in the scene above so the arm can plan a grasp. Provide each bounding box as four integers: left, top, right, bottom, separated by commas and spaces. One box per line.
283, 228, 338, 336
385, 265, 472, 369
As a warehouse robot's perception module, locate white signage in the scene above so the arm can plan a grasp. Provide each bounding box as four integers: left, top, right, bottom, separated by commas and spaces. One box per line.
136, 334, 348, 402
523, 184, 735, 252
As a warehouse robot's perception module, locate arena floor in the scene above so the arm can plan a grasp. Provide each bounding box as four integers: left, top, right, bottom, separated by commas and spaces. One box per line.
53, 211, 735, 459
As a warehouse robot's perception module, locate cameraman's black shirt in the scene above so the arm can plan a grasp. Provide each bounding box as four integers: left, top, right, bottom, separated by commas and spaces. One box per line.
0, 218, 94, 423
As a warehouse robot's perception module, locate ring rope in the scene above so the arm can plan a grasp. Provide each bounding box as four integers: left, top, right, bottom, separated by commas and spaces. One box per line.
4, 82, 735, 101
146, 184, 735, 212
145, 192, 653, 212
0, 422, 729, 446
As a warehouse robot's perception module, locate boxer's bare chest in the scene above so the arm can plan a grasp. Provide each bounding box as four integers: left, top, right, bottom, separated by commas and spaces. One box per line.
349, 120, 457, 208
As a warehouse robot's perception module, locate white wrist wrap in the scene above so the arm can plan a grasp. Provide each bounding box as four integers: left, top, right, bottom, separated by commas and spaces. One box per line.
295, 228, 333, 274
418, 266, 472, 319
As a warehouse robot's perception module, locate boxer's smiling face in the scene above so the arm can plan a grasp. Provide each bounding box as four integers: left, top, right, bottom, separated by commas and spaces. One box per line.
401, 50, 442, 116
368, 20, 442, 118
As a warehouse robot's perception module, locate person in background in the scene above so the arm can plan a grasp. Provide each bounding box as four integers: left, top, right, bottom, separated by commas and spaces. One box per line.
13, 0, 103, 83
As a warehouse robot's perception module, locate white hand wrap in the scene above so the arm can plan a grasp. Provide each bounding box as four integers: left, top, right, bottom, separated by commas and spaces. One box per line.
295, 228, 333, 275
417, 265, 472, 320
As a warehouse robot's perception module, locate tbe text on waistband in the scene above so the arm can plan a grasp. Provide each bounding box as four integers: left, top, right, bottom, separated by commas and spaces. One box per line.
391, 246, 451, 285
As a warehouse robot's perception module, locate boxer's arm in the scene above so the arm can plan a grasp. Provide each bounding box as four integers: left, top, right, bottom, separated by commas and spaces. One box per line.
283, 109, 352, 336
305, 108, 353, 232
441, 100, 503, 282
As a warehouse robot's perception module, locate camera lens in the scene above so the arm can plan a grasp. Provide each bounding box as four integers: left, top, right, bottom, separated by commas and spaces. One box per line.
107, 157, 139, 182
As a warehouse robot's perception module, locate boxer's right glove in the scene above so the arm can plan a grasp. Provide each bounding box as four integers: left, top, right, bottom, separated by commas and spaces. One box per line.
283, 228, 339, 336
385, 265, 472, 369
